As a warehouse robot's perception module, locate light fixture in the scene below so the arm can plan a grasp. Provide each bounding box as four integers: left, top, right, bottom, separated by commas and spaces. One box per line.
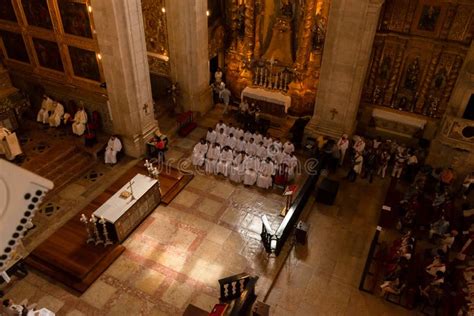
97, 53, 102, 60
88, 5, 92, 13
206, 10, 210, 17
161, 7, 166, 13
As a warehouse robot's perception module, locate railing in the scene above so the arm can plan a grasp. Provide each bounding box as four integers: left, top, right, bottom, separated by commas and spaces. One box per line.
261, 159, 320, 256
218, 273, 258, 316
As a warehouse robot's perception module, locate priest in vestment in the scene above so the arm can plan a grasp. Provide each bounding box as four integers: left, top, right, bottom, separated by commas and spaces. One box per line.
205, 143, 221, 174
37, 95, 54, 124
192, 139, 209, 167
104, 135, 122, 164
72, 106, 88, 136
257, 158, 274, 189
48, 101, 64, 127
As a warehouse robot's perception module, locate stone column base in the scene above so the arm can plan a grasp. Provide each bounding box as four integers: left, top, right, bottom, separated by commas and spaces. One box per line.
305, 118, 345, 140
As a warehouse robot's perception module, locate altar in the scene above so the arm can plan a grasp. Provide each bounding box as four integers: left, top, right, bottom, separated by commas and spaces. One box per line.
241, 86, 291, 117
94, 173, 161, 242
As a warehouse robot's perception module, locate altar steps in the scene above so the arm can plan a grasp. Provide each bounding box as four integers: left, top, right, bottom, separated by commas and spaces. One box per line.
160, 168, 194, 205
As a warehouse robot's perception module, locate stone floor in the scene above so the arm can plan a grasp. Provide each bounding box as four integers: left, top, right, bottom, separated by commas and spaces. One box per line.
2, 106, 418, 315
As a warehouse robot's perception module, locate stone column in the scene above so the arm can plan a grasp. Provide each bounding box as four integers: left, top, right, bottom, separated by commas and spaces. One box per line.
166, 0, 212, 114
306, 0, 384, 139
91, 0, 158, 157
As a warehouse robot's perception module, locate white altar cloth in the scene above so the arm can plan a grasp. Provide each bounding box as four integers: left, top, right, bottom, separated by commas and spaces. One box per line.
241, 87, 291, 113
93, 173, 157, 223
372, 108, 427, 129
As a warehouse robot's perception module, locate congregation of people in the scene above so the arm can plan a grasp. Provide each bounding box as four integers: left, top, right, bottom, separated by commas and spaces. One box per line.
192, 120, 297, 189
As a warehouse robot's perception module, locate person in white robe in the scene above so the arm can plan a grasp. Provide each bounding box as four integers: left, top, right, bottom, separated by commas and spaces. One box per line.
284, 153, 298, 180
257, 158, 274, 189
275, 148, 286, 166
205, 143, 220, 174
239, 99, 249, 113
225, 133, 237, 150
192, 138, 208, 166
235, 136, 246, 153
234, 127, 244, 140
206, 127, 217, 144
37, 95, 54, 124
216, 146, 233, 177
246, 138, 257, 156
48, 101, 64, 127
216, 128, 227, 147
214, 67, 223, 84
263, 135, 272, 148
244, 130, 253, 142
219, 85, 231, 114
272, 139, 283, 154
229, 152, 244, 183
227, 123, 236, 137
216, 120, 227, 134
256, 142, 267, 160
253, 131, 263, 145
244, 167, 258, 186
0, 127, 22, 160
72, 106, 88, 136
104, 135, 122, 164
283, 141, 295, 154
336, 134, 349, 166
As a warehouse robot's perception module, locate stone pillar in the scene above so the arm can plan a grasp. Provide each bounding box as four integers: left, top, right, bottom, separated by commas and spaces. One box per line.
91, 0, 158, 157
306, 0, 384, 139
166, 0, 212, 114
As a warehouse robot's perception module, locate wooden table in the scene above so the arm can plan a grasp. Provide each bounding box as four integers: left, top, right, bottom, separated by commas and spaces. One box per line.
93, 173, 161, 242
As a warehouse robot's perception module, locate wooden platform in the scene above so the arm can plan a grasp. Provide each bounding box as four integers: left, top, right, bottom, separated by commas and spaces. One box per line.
26, 161, 193, 293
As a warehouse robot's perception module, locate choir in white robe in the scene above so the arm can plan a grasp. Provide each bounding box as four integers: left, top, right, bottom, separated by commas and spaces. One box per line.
229, 154, 244, 183
244, 131, 253, 142
228, 125, 236, 137
216, 122, 227, 133
244, 168, 258, 186
37, 96, 54, 124
104, 136, 122, 164
192, 142, 208, 166
284, 154, 298, 179
216, 132, 227, 146
263, 136, 272, 148
283, 141, 295, 154
235, 139, 246, 152
234, 128, 244, 140
246, 141, 257, 156
256, 145, 267, 160
206, 130, 217, 144
275, 150, 286, 165
226, 136, 237, 150
72, 109, 88, 136
253, 133, 263, 145
216, 149, 233, 176
257, 160, 274, 189
205, 145, 220, 174
48, 102, 64, 127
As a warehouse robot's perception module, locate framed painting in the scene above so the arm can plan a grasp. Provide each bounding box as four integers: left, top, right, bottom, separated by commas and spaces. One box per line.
33, 38, 64, 71
0, 31, 29, 63
68, 46, 100, 81
21, 0, 53, 29
0, 0, 17, 22
417, 5, 441, 32
58, 0, 93, 38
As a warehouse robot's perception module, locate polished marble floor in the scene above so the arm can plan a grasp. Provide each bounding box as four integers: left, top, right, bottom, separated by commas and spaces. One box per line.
2, 107, 418, 315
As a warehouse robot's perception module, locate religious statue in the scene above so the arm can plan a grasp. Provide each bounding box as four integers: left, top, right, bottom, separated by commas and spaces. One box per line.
379, 56, 392, 81
418, 5, 441, 32
311, 14, 326, 51
236, 4, 246, 37
404, 58, 420, 91
433, 68, 447, 89
281, 0, 293, 18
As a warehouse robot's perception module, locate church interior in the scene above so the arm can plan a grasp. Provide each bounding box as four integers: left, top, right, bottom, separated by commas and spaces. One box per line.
1, 0, 474, 315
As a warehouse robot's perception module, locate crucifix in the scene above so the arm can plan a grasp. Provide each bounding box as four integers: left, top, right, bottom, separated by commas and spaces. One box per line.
126, 180, 136, 202
143, 103, 149, 114
330, 108, 339, 120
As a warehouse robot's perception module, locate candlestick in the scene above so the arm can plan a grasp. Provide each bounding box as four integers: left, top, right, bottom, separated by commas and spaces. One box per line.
90, 215, 103, 246
99, 216, 113, 246
80, 214, 94, 244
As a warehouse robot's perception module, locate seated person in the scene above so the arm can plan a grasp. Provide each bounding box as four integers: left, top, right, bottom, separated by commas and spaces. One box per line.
2, 298, 37, 316
37, 94, 54, 124
256, 158, 274, 189
426, 256, 446, 277
72, 105, 88, 136
48, 101, 64, 127
0, 127, 22, 161
429, 216, 450, 240
229, 152, 244, 183
216, 146, 233, 177
380, 278, 405, 297
243, 167, 257, 186
192, 138, 208, 167
206, 127, 217, 144
104, 135, 122, 164
205, 143, 221, 174
283, 140, 295, 154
